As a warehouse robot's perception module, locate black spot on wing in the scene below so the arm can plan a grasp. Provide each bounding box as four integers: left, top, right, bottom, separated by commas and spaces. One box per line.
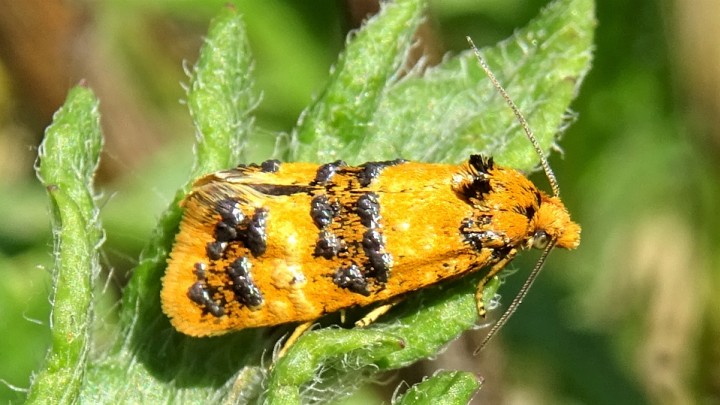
227, 257, 264, 308
205, 199, 269, 260
206, 241, 226, 260
356, 192, 381, 228
216, 199, 244, 225
310, 195, 339, 229
193, 262, 207, 280
213, 199, 244, 242
362, 229, 392, 282
187, 282, 224, 317
215, 221, 238, 242
246, 208, 268, 256
333, 264, 370, 296
260, 159, 281, 173
313, 160, 347, 185
357, 159, 406, 187
314, 231, 344, 259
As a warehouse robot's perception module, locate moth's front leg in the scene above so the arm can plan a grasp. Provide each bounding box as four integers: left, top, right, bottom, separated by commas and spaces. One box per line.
475, 248, 518, 318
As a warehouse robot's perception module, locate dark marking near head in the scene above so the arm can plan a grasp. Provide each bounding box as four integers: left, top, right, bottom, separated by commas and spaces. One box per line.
261, 159, 281, 173
313, 160, 347, 184
188, 282, 225, 317
524, 205, 536, 220
193, 262, 207, 280
356, 192, 381, 228
460, 218, 503, 251
333, 264, 370, 296
310, 195, 339, 229
491, 245, 514, 262
357, 159, 405, 187
246, 208, 268, 256
478, 215, 492, 225
227, 257, 264, 308
245, 184, 312, 196
314, 231, 344, 259
468, 175, 492, 198
459, 218, 480, 249
469, 155, 494, 174
457, 155, 495, 199
461, 232, 483, 251
206, 241, 226, 260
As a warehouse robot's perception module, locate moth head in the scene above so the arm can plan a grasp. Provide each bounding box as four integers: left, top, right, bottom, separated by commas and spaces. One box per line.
531, 195, 581, 250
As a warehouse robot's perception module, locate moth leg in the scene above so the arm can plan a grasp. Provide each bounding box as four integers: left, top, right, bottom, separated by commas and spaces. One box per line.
355, 299, 401, 328
277, 320, 314, 359
475, 249, 518, 318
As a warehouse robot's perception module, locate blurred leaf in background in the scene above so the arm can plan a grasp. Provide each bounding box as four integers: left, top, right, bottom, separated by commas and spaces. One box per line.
0, 0, 718, 404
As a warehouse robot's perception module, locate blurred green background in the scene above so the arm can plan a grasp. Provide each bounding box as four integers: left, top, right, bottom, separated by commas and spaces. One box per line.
0, 0, 718, 404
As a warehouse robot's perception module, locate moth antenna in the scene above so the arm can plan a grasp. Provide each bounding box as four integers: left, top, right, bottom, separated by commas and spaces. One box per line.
467, 36, 561, 354
466, 36, 560, 197
474, 241, 555, 354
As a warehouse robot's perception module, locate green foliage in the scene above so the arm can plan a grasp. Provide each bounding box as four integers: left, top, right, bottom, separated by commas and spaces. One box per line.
393, 370, 481, 405
28, 86, 103, 404
291, 0, 593, 170
25, 0, 594, 403
291, 0, 425, 162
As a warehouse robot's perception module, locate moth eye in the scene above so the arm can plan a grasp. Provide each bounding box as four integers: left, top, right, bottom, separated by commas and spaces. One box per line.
532, 230, 551, 250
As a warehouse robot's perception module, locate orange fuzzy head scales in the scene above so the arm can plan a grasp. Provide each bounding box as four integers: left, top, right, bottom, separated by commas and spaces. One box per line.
534, 195, 581, 250
453, 155, 580, 252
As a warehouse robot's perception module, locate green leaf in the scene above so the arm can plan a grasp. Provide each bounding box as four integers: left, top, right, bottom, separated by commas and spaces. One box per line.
186, 3, 259, 173
375, 275, 501, 368
28, 85, 103, 404
394, 370, 482, 405
265, 274, 501, 404
290, 0, 425, 162
266, 329, 405, 404
81, 8, 267, 404
293, 0, 594, 170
